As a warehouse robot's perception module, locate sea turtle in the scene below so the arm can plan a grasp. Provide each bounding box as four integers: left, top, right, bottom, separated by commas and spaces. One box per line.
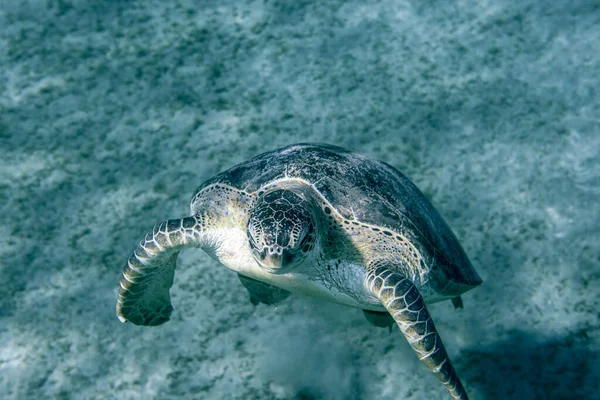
116, 143, 482, 399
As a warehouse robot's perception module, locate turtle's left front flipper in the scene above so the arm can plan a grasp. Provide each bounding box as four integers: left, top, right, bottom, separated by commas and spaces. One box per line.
117, 216, 208, 326
366, 265, 469, 400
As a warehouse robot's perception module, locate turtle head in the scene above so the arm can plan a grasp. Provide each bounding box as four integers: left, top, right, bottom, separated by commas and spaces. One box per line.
247, 189, 317, 274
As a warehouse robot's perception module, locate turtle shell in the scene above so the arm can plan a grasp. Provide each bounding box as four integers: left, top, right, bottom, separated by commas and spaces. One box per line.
194, 143, 481, 297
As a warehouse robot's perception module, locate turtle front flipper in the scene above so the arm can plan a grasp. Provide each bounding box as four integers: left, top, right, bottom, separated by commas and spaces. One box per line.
366, 265, 469, 400
116, 216, 208, 326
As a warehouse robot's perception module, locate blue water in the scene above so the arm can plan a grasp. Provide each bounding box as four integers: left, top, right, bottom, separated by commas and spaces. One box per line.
1, 1, 598, 399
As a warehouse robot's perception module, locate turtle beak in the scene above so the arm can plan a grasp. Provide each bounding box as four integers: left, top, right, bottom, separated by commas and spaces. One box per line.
260, 246, 296, 273
264, 253, 283, 268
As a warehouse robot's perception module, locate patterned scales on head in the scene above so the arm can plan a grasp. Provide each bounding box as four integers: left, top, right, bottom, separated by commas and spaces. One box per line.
116, 143, 482, 400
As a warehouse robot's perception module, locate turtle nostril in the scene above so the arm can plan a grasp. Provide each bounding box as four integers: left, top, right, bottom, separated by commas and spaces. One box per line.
269, 245, 283, 255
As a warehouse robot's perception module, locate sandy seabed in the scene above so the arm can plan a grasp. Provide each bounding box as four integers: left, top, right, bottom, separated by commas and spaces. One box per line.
1, 1, 598, 399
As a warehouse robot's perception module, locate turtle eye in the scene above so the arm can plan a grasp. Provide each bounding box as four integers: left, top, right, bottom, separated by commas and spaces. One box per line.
248, 234, 258, 249
299, 222, 315, 252
251, 246, 267, 262
247, 217, 261, 245
247, 230, 256, 248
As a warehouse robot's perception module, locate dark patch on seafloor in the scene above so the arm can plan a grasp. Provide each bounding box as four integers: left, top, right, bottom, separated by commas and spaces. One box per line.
460, 329, 599, 400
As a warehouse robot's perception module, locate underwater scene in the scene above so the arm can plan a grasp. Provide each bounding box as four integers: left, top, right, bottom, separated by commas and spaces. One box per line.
1, 1, 598, 399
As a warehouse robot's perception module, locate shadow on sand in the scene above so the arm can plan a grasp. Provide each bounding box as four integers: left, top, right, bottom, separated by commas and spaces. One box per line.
461, 328, 598, 400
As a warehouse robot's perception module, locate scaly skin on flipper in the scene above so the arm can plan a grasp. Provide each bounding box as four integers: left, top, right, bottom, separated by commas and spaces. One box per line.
366, 265, 469, 400
116, 216, 207, 326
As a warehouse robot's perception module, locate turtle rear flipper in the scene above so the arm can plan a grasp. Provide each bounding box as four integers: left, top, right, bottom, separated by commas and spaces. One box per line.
451, 296, 464, 309
366, 264, 469, 400
362, 309, 395, 334
238, 274, 291, 305
116, 216, 207, 326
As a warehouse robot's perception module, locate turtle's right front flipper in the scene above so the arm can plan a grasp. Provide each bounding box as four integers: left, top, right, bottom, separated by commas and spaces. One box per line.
116, 216, 208, 326
366, 265, 469, 400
